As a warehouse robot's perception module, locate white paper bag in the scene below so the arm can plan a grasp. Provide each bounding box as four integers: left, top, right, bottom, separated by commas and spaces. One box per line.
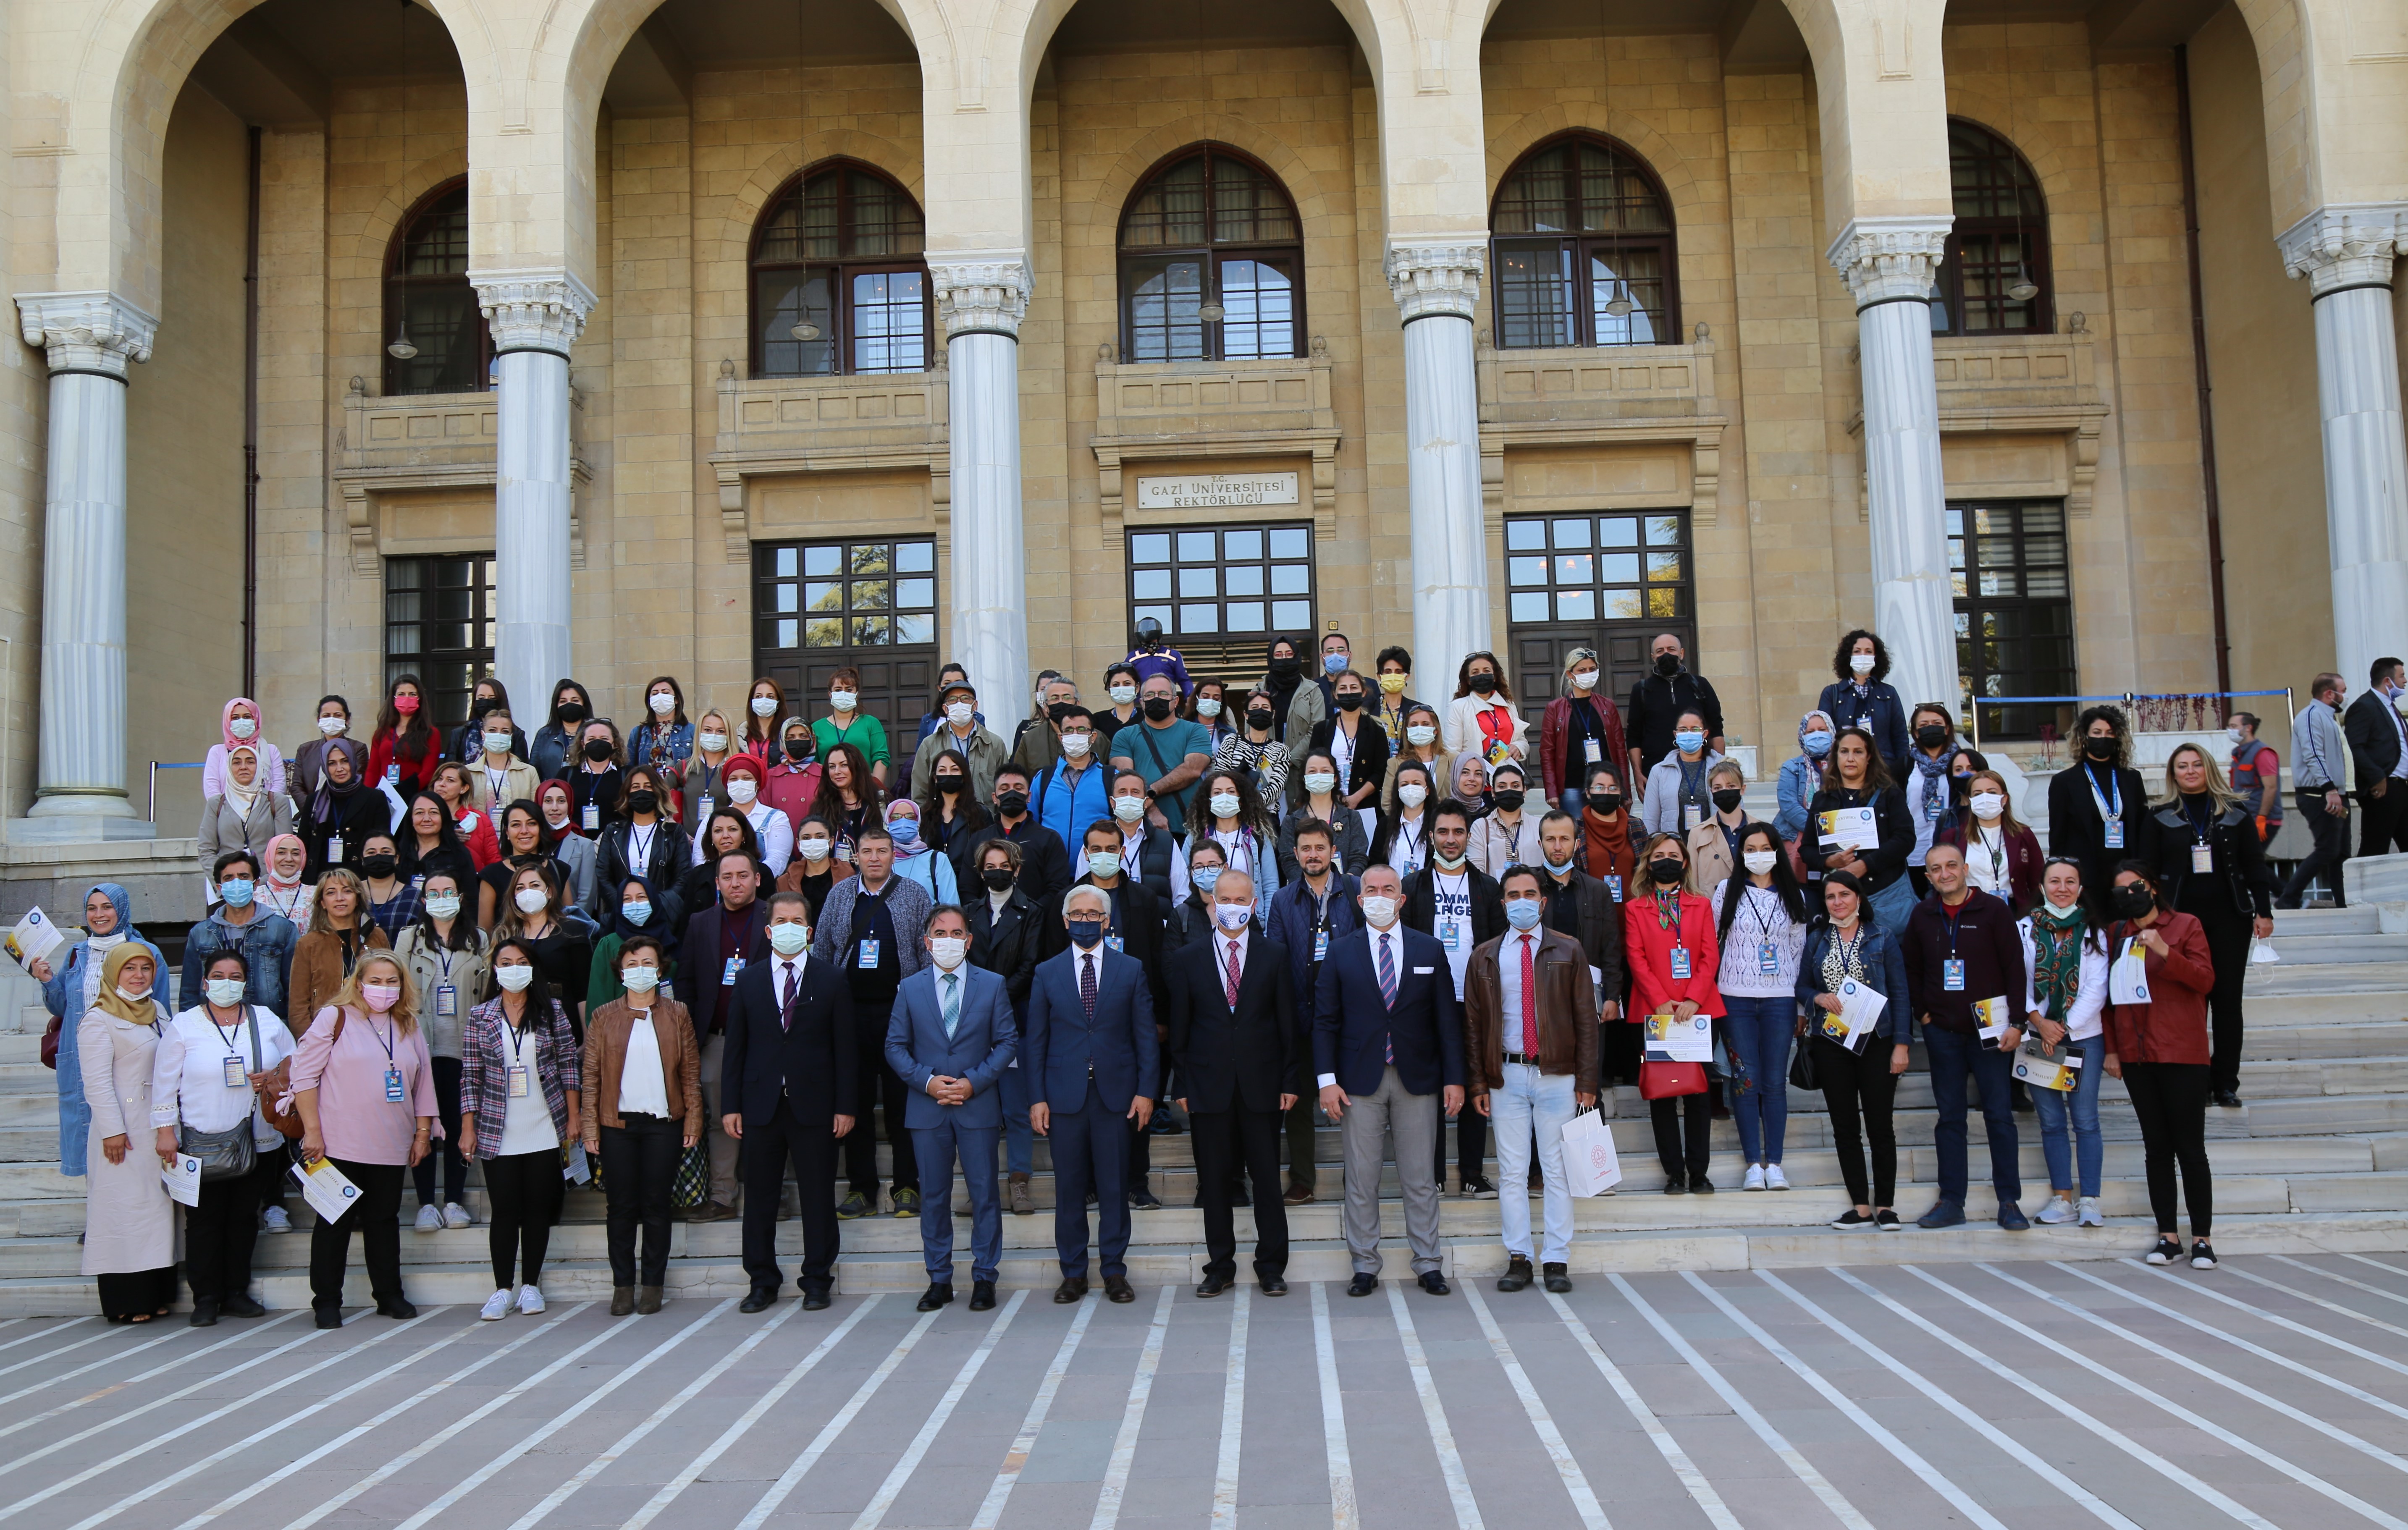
160, 1152, 201, 1208
291, 1157, 362, 1222
1561, 1109, 1621, 1197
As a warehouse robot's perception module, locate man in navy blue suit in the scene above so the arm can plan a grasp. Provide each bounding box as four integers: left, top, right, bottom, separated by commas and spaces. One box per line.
884, 905, 1017, 1314
1024, 884, 1159, 1304
1314, 863, 1465, 1296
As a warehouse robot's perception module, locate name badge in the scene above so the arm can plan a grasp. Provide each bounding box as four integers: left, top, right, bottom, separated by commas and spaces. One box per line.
508, 1065, 530, 1099
1106, 935, 1125, 954
857, 938, 881, 969
328, 837, 344, 862
222, 1056, 248, 1089
1944, 958, 1966, 992
835, 844, 854, 863
697, 795, 714, 823
1440, 922, 1461, 950
2191, 842, 2214, 874
1669, 945, 1692, 980
1758, 942, 1779, 976
1605, 875, 1623, 902
1681, 804, 1700, 831
2104, 819, 2125, 849
384, 1066, 406, 1103
1926, 795, 1945, 823
1583, 739, 1603, 764
722, 956, 742, 986
582, 803, 601, 831
434, 983, 456, 1017
1313, 929, 1330, 963
384, 765, 401, 785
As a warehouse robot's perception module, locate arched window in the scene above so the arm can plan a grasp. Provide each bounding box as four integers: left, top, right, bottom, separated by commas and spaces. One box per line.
1932, 119, 2049, 336
1490, 134, 1676, 349
383, 181, 491, 396
1117, 146, 1304, 364
751, 162, 930, 377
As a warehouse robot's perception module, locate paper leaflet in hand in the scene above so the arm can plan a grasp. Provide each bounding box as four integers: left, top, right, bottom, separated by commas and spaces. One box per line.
1971, 995, 2012, 1045
2012, 1028, 2083, 1093
2109, 940, 2152, 1005
3, 907, 63, 973
1816, 979, 1886, 1052
290, 1156, 362, 1221
160, 1152, 201, 1208
1815, 806, 1877, 851
1643, 1011, 1713, 1064
564, 1142, 591, 1184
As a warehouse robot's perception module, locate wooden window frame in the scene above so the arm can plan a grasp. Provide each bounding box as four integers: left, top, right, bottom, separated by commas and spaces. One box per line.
1949, 498, 2077, 740
382, 178, 492, 397
748, 160, 934, 379
1488, 132, 1681, 351
1932, 118, 2052, 338
1115, 144, 1307, 364
383, 552, 496, 734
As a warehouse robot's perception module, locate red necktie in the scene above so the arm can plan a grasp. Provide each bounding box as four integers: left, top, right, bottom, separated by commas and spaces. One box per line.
1223, 938, 1242, 1008
1519, 935, 1538, 1054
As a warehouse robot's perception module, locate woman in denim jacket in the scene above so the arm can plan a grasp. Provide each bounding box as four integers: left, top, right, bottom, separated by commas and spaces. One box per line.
1792, 869, 1913, 1230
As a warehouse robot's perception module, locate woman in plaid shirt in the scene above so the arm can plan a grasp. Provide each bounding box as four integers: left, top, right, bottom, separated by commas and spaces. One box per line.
458, 935, 582, 1321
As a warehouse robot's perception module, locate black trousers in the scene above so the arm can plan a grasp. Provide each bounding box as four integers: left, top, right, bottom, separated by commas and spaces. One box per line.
1650, 1092, 1710, 1180
1127, 1046, 1173, 1191
2184, 899, 2253, 1095
1600, 1019, 1642, 1087
1283, 1095, 1318, 1192
1817, 1035, 1899, 1208
2280, 789, 2351, 907
2359, 780, 2408, 859
742, 1097, 842, 1294
2124, 1061, 2212, 1237
1433, 1102, 1487, 1189
185, 1162, 262, 1304
310, 1158, 406, 1311
411, 1057, 469, 1208
1191, 1108, 1287, 1279
844, 1009, 915, 1197
601, 1115, 681, 1288
483, 1148, 566, 1289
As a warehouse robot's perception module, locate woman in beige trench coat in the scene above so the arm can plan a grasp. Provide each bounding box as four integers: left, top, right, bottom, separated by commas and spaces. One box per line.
80, 942, 177, 1321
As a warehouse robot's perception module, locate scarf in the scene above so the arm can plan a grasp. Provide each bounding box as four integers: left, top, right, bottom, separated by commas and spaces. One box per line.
1652, 888, 1684, 933
1913, 749, 1951, 818
92, 942, 159, 1030
220, 697, 263, 752
1798, 710, 1834, 762
1583, 809, 1634, 888
611, 872, 668, 941
2030, 901, 2088, 1022
221, 746, 262, 820
312, 752, 365, 826
264, 833, 307, 891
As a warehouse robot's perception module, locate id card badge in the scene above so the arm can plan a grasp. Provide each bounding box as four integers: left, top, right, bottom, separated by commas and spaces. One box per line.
1605, 875, 1623, 902
222, 1055, 248, 1089
697, 795, 714, 824
1583, 738, 1603, 765
1681, 803, 1700, 831
1943, 958, 1967, 992
2104, 818, 2126, 849
582, 802, 600, 832
1441, 922, 1461, 951
856, 938, 881, 970
1669, 945, 1692, 980
721, 955, 742, 986
2191, 842, 2214, 873
1313, 929, 1330, 963
1106, 935, 1125, 954
327, 836, 344, 862
507, 1065, 530, 1099
384, 1066, 406, 1103
434, 982, 456, 1018
1758, 942, 1779, 976
384, 764, 401, 786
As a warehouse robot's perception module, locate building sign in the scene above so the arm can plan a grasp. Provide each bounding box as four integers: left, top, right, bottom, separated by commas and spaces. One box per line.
1134, 472, 1299, 511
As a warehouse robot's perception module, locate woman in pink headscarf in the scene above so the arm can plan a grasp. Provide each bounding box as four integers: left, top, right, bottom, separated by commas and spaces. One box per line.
202, 698, 287, 801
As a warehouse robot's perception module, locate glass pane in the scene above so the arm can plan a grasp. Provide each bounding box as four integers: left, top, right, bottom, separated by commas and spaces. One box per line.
896, 577, 935, 608
897, 540, 934, 573
390, 283, 486, 395
1646, 516, 1683, 546
850, 270, 927, 374
1603, 589, 1644, 619
804, 581, 841, 611
1179, 603, 1220, 633
1209, 156, 1297, 244
852, 578, 892, 610
1555, 590, 1596, 621
754, 267, 835, 379
1588, 244, 1662, 346
1120, 155, 1207, 249
1178, 531, 1218, 562
777, 618, 799, 647
1549, 518, 1591, 549
1218, 257, 1296, 361
774, 584, 798, 613
400, 189, 471, 274
1224, 565, 1264, 597
2025, 568, 2069, 599
1646, 588, 1680, 617
1268, 527, 1310, 560
1598, 553, 1640, 584
1506, 519, 1546, 551
1494, 243, 1574, 350
1225, 601, 1266, 631
1126, 257, 1205, 363
852, 616, 891, 645
1270, 564, 1311, 595
850, 544, 892, 575
844, 169, 925, 258
1555, 553, 1593, 584
1647, 552, 1683, 582
1598, 518, 1638, 548
1271, 599, 1313, 629
805, 617, 844, 647
1510, 592, 1551, 622
1508, 556, 1549, 587
1225, 529, 1262, 561
805, 545, 842, 576
1494, 143, 1576, 234
1133, 568, 1173, 600
774, 547, 798, 577
1179, 567, 1218, 597
1131, 533, 1172, 564
894, 613, 935, 645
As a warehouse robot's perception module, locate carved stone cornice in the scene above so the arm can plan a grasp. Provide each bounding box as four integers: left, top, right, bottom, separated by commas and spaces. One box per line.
928, 255, 1032, 338
469, 270, 597, 356
1826, 216, 1954, 307
1384, 241, 1485, 323
13, 291, 158, 379
2276, 203, 2408, 298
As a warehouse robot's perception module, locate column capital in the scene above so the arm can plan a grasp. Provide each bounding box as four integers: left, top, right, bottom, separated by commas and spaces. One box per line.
929, 254, 1032, 339
470, 270, 596, 357
1826, 216, 1954, 307
13, 291, 157, 379
2276, 203, 2408, 297
1384, 241, 1486, 323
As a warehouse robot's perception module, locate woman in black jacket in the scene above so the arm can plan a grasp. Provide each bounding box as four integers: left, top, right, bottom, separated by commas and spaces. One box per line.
2048, 704, 2156, 907
1814, 630, 1910, 776
1798, 728, 1917, 935
964, 833, 1045, 1215
593, 765, 693, 921
1303, 668, 1391, 814
2148, 743, 2276, 1108
300, 744, 389, 881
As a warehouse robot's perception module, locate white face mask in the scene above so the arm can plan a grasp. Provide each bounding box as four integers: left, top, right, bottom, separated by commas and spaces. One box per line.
1742, 849, 1778, 875
1196, 698, 1222, 718
698, 731, 727, 753
317, 716, 347, 737
752, 696, 779, 717
228, 716, 257, 740
1061, 731, 1093, 759
1109, 684, 1138, 707
622, 964, 660, 993
1209, 792, 1241, 820
797, 836, 832, 862
1112, 795, 1146, 823
769, 922, 811, 956
1970, 791, 2005, 821
483, 732, 512, 755
727, 779, 759, 805
1214, 903, 1251, 932
513, 886, 549, 914
830, 691, 857, 713
2225, 726, 2244, 745
941, 701, 973, 728
425, 893, 461, 921
649, 692, 676, 716
1087, 849, 1123, 880
1398, 784, 1428, 809
1360, 895, 1398, 929
495, 964, 535, 993
204, 977, 247, 1007
1850, 652, 1876, 675
929, 936, 968, 971
1304, 771, 1337, 796
1569, 670, 1596, 693
1406, 725, 1437, 747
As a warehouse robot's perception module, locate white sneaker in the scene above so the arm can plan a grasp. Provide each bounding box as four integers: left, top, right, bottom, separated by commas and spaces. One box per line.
1764, 1164, 1789, 1191
518, 1285, 545, 1315
2036, 1196, 2077, 1226
2077, 1196, 2105, 1228
1742, 1164, 1766, 1191
480, 1289, 515, 1321
443, 1203, 473, 1229
414, 1205, 443, 1232
260, 1206, 290, 1234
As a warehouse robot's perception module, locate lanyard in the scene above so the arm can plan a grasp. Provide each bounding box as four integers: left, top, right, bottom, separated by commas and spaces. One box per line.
2185, 801, 2214, 843
1941, 902, 1967, 959
1677, 758, 1708, 803
1433, 870, 1468, 907
2084, 763, 2122, 823
503, 1018, 532, 1070
631, 822, 656, 867
208, 1009, 248, 1061
1394, 815, 1423, 863
365, 1016, 397, 1066
1736, 886, 1780, 948
1976, 825, 2006, 872
263, 881, 306, 920
1831, 923, 1865, 976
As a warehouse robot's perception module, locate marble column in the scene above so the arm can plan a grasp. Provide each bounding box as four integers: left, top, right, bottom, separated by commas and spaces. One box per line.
1385, 241, 1490, 692
472, 272, 593, 717
2278, 205, 2408, 693
12, 292, 158, 840
1829, 217, 1961, 715
931, 255, 1033, 736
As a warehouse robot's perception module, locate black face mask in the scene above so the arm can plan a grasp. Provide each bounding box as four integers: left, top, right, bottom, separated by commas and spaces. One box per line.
1653, 653, 1681, 678
582, 739, 614, 763
556, 702, 586, 726
626, 790, 658, 816
2112, 884, 2155, 919
2084, 735, 2117, 762
469, 697, 496, 720
1492, 789, 1526, 813
1141, 697, 1175, 722
1245, 708, 1275, 731
995, 790, 1029, 817
361, 854, 398, 879
1589, 793, 1624, 815
981, 866, 1015, 892
1916, 724, 1949, 750
782, 737, 811, 762
1268, 655, 1300, 678
935, 775, 964, 796
1711, 788, 1744, 813
1335, 692, 1364, 712
1047, 702, 1076, 725
1649, 857, 1687, 886
1468, 673, 1498, 697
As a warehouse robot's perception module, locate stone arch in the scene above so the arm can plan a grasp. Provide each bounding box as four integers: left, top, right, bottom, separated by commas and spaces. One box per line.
1769, 0, 1954, 231
1483, 104, 1721, 234
337, 147, 477, 295
1081, 118, 1344, 246
706, 132, 929, 277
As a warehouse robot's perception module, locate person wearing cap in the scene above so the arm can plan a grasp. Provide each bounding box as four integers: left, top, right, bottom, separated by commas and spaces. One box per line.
715, 755, 795, 879
1124, 617, 1194, 697
915, 663, 986, 744
910, 677, 1010, 803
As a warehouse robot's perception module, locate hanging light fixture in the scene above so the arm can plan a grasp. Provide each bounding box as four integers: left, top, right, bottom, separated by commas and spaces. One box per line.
1595, 0, 1632, 321
789, 0, 823, 344
2006, 267, 2039, 304
386, 0, 419, 363
1192, 0, 1225, 328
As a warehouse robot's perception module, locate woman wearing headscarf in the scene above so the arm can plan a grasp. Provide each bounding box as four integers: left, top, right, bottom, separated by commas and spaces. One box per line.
536, 781, 599, 910
718, 754, 793, 876
588, 872, 677, 1009
257, 832, 318, 926
79, 942, 175, 1322
150, 948, 292, 1323
289, 695, 358, 808
883, 798, 959, 901
197, 744, 294, 902
762, 715, 822, 834
37, 884, 166, 1179
1777, 710, 1836, 862
300, 742, 386, 882
203, 697, 287, 802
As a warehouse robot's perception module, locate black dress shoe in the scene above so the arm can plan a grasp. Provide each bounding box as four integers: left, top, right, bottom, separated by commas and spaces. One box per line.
1497, 1256, 1534, 1293
969, 1280, 997, 1312
312, 1307, 343, 1330
1054, 1277, 1090, 1303
801, 1286, 832, 1311
1128, 1189, 1163, 1210
1259, 1275, 1288, 1297
740, 1288, 777, 1314
2214, 1089, 2243, 1108
1689, 1175, 1716, 1195
1104, 1276, 1136, 1304
1663, 1176, 1687, 1195
1418, 1271, 1451, 1296
917, 1282, 955, 1312
1542, 1263, 1573, 1294
1346, 1273, 1377, 1298
220, 1295, 267, 1319
188, 1301, 219, 1328
375, 1298, 417, 1320
1195, 1273, 1231, 1299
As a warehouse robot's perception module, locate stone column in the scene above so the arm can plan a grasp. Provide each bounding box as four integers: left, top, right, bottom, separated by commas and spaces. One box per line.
1829, 217, 1961, 715
1385, 241, 1490, 691
472, 272, 594, 715
931, 255, 1033, 736
2278, 205, 2408, 692
12, 292, 158, 840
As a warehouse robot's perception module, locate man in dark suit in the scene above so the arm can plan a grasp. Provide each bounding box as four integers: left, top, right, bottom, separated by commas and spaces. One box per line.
2345, 656, 2408, 858
1057, 819, 1172, 1210
1262, 819, 1359, 1204
1406, 800, 1505, 1197
676, 849, 771, 1220
720, 890, 855, 1313
1025, 884, 1159, 1304
1314, 863, 1465, 1297
1166, 867, 1301, 1297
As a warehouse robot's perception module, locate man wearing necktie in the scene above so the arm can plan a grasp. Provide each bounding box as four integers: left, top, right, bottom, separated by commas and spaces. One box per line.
1314, 863, 1464, 1297
1165, 868, 1302, 1297
1464, 866, 1600, 1294
721, 892, 855, 1313
1024, 883, 1159, 1304
883, 906, 1017, 1313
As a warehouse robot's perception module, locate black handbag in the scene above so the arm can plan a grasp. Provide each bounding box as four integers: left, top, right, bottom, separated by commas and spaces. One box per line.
1787, 1037, 1818, 1092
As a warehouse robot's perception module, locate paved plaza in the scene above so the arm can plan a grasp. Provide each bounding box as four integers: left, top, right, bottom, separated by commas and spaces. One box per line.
5, 1252, 2407, 1529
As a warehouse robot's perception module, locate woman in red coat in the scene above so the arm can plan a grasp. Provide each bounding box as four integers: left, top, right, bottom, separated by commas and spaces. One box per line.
2103, 860, 2218, 1269
1537, 647, 1630, 817
367, 674, 443, 799
1624, 831, 1724, 1193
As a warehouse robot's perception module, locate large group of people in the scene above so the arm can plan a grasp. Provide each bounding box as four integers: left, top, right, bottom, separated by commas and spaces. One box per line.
46, 621, 2338, 1319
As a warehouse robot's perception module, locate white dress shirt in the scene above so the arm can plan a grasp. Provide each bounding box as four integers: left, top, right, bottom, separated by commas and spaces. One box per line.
150, 1005, 296, 1145
1218, 930, 1248, 990
617, 1005, 672, 1118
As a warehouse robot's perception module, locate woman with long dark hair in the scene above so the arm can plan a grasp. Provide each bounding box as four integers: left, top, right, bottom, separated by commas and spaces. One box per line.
2104, 860, 2218, 1267
1712, 822, 1810, 1189
460, 934, 581, 1319
634, 675, 692, 776
808, 741, 884, 859
1184, 765, 1281, 921
1369, 759, 1436, 879
531, 678, 593, 782
1799, 726, 1916, 935
368, 674, 441, 798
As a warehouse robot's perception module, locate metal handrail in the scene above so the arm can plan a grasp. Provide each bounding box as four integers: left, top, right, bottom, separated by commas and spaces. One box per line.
1969, 688, 2293, 753
146, 761, 205, 824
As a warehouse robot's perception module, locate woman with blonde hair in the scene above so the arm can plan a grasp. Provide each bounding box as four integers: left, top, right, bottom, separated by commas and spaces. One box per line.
2146, 741, 2276, 1108
681, 707, 737, 824
291, 951, 437, 1326
1684, 758, 1755, 893
289, 867, 391, 1041
79, 943, 175, 1322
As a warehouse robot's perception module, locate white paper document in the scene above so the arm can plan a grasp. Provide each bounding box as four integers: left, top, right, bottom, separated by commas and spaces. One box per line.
1815, 806, 1877, 852
160, 1153, 201, 1208
2109, 941, 2152, 1005
5, 907, 63, 973
1643, 1011, 1713, 1064
291, 1157, 362, 1222
1971, 995, 2013, 1045
1817, 980, 1887, 1051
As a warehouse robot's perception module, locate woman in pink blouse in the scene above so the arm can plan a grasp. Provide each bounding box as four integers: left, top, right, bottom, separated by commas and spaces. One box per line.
291, 952, 437, 1328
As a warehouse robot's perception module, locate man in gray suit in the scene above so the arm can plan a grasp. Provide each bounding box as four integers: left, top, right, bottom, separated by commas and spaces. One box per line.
884, 904, 1018, 1313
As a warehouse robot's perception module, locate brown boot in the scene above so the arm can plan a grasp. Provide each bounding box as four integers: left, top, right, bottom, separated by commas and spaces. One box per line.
1008, 1173, 1034, 1215
636, 1285, 663, 1315
610, 1287, 635, 1317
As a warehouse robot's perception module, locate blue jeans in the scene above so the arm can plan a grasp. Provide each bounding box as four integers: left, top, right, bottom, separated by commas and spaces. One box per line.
2031, 1034, 2105, 1197
1489, 1064, 1578, 1264
1721, 995, 1794, 1164
1924, 1024, 2021, 1205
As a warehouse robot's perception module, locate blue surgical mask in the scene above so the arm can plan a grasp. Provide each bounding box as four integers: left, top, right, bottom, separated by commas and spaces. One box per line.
1323, 652, 1348, 676
622, 901, 653, 926
218, 878, 255, 909
1542, 856, 1575, 878
1802, 730, 1834, 757
1676, 730, 1706, 755
1086, 850, 1121, 880
1192, 865, 1222, 895
1067, 917, 1107, 950
889, 817, 921, 846
1504, 898, 1544, 931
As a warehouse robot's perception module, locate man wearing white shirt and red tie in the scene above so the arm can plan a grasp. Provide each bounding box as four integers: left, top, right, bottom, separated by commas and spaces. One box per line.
1463, 866, 1599, 1294
1165, 868, 1301, 1297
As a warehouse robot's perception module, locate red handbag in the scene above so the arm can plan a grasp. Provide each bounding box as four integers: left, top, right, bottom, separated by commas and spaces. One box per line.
39, 1015, 59, 1070
1639, 1059, 1707, 1099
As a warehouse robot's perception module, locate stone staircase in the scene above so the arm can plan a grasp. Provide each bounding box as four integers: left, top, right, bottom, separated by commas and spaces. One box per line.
0, 904, 2401, 1314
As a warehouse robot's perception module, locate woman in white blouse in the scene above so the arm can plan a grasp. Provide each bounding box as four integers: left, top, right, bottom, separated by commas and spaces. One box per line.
1442, 650, 1528, 767
150, 950, 294, 1325
2019, 857, 2112, 1228
580, 935, 702, 1315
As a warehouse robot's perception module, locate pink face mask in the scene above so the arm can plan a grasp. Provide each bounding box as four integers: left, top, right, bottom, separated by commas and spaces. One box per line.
362, 982, 401, 1014
393, 695, 420, 716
